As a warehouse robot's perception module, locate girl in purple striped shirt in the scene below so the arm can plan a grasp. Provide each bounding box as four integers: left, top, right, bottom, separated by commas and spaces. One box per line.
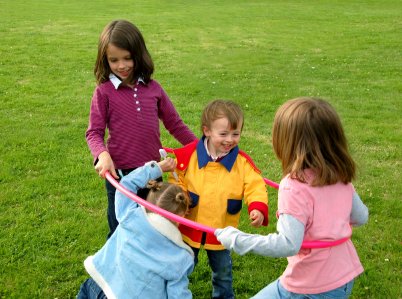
86, 19, 196, 238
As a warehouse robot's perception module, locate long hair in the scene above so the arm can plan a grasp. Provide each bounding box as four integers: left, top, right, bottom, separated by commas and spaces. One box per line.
272, 97, 356, 186
94, 19, 154, 85
146, 181, 190, 217
201, 99, 244, 133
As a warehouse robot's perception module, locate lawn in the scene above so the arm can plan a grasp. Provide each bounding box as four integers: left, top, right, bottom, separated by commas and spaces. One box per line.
0, 0, 401, 298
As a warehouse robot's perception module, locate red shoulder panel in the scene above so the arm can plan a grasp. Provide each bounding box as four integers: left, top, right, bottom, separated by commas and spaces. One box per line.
173, 140, 198, 171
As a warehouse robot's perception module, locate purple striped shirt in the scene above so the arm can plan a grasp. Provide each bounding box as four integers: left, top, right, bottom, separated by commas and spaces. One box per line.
86, 78, 196, 169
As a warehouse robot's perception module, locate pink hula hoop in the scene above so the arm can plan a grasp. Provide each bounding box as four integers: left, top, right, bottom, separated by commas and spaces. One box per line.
106, 172, 216, 235
108, 151, 345, 249
164, 147, 280, 190
301, 237, 350, 249
263, 178, 279, 189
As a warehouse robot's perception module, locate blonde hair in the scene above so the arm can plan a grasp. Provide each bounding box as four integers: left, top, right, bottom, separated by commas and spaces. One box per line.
272, 97, 356, 186
146, 180, 190, 217
201, 99, 244, 133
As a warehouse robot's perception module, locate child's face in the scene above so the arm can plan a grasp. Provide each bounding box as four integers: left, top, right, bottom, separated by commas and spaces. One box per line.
203, 117, 242, 156
106, 43, 134, 80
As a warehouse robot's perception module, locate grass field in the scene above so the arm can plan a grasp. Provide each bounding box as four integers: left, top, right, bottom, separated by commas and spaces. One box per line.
0, 0, 401, 298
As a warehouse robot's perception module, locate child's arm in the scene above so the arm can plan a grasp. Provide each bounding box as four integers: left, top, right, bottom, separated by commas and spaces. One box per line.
166, 261, 193, 299
215, 214, 304, 257
242, 160, 269, 226
86, 88, 112, 172
350, 192, 369, 226
115, 158, 176, 222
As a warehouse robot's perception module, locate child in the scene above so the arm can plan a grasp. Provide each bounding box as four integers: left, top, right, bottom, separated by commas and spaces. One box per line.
215, 97, 369, 299
168, 99, 269, 299
85, 19, 197, 238
77, 158, 194, 299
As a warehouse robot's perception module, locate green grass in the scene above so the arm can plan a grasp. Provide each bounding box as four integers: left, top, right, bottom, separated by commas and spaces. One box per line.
0, 0, 401, 298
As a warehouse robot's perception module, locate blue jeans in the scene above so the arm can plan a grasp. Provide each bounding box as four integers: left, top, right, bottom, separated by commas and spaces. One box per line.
76, 278, 106, 299
192, 247, 234, 299
251, 278, 355, 299
105, 179, 119, 239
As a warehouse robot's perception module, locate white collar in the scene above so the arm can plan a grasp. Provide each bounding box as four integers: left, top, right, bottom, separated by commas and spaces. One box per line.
109, 73, 145, 90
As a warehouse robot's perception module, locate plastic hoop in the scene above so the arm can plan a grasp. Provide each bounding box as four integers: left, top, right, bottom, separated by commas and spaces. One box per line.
164, 146, 280, 190
105, 172, 216, 234
263, 178, 279, 189
107, 158, 344, 249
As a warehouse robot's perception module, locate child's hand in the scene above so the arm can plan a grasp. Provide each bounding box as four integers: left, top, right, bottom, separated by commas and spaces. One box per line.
215, 226, 240, 250
249, 209, 264, 227
158, 157, 177, 173
95, 151, 118, 179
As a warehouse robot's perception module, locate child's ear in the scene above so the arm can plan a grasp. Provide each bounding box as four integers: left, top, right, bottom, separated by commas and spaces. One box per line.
202, 125, 210, 136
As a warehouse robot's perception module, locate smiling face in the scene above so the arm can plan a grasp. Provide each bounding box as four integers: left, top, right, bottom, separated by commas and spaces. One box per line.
106, 43, 134, 80
203, 117, 242, 157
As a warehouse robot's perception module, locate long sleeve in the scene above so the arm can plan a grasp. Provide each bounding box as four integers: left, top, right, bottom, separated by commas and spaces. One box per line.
215, 214, 304, 257
115, 161, 162, 222
350, 192, 369, 226
85, 87, 108, 163
242, 159, 269, 225
166, 262, 193, 299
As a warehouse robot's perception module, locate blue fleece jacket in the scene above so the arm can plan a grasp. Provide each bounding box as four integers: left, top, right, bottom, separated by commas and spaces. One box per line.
83, 161, 194, 299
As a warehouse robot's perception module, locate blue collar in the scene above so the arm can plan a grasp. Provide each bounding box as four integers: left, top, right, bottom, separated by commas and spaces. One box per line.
196, 136, 239, 172
109, 73, 145, 89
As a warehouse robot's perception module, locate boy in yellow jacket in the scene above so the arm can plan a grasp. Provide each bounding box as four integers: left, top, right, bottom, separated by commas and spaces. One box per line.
169, 99, 269, 299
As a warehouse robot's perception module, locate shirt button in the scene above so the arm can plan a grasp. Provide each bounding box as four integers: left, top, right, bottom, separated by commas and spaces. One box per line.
137, 108, 141, 111
134, 88, 137, 91
134, 94, 137, 98
136, 101, 139, 104
180, 163, 184, 168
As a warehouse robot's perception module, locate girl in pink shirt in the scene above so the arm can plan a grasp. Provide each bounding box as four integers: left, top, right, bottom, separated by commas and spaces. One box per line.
86, 20, 196, 238
216, 97, 368, 298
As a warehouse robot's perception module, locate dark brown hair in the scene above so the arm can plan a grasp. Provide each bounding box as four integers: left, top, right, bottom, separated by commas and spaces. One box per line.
146, 180, 190, 217
94, 19, 154, 85
272, 97, 356, 186
201, 99, 244, 133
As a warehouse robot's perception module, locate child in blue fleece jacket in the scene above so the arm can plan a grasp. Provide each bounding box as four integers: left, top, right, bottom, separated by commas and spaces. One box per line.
77, 158, 194, 299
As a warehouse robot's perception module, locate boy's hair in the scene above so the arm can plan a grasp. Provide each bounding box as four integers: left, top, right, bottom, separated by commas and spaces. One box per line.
94, 19, 154, 85
201, 99, 244, 133
146, 181, 190, 217
272, 97, 356, 186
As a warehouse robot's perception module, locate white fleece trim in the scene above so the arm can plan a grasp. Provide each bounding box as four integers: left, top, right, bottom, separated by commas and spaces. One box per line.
145, 209, 193, 255
84, 256, 117, 299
